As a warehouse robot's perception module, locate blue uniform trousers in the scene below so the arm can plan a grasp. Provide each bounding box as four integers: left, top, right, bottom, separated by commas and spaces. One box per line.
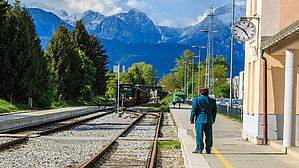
195, 123, 213, 152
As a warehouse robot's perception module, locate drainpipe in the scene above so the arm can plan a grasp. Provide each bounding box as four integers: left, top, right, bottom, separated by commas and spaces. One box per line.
260, 50, 268, 145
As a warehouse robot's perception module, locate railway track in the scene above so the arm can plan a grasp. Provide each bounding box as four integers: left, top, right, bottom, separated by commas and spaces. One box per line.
79, 111, 163, 168
0, 106, 116, 151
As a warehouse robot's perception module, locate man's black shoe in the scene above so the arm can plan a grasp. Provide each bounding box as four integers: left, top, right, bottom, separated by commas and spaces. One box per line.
192, 150, 202, 154
206, 150, 211, 154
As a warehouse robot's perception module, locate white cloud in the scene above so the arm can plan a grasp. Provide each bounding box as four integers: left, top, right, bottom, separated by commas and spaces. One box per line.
190, 9, 210, 26
15, 0, 124, 16
126, 0, 148, 9
159, 19, 176, 27
65, 0, 123, 15
235, 1, 246, 6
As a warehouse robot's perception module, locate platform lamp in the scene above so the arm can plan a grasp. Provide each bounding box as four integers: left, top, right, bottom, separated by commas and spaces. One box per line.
192, 46, 208, 97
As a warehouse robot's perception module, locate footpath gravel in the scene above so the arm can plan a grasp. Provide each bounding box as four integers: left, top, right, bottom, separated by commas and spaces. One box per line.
157, 112, 185, 168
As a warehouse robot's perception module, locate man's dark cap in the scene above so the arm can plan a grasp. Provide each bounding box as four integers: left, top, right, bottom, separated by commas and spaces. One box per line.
199, 88, 209, 92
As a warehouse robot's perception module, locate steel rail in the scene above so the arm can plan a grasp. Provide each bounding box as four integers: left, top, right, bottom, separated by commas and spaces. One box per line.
0, 137, 28, 151
0, 108, 115, 151
147, 111, 163, 168
39, 110, 115, 136
80, 113, 146, 168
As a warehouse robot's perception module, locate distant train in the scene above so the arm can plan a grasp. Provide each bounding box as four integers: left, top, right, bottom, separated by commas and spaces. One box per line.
119, 84, 150, 107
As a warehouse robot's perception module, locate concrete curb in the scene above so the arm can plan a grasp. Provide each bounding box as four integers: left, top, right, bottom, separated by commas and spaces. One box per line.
170, 105, 211, 168
0, 106, 100, 133
269, 140, 299, 158
178, 130, 211, 168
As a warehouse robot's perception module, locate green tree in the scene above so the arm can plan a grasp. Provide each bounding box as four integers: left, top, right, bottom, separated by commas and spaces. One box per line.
89, 35, 110, 96
121, 62, 157, 86
0, 0, 12, 100
72, 20, 110, 98
46, 23, 82, 100
77, 49, 96, 101
214, 82, 230, 98
159, 49, 230, 98
0, 0, 53, 106
105, 73, 117, 99
159, 73, 181, 93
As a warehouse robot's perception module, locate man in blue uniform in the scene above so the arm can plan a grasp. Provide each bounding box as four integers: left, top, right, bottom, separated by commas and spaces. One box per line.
190, 88, 217, 154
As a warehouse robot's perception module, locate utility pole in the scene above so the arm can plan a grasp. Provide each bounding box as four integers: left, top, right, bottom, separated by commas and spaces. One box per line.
200, 5, 219, 96
230, 0, 235, 107
193, 46, 208, 97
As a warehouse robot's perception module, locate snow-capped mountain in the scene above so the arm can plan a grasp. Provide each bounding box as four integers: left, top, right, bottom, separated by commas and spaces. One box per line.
28, 3, 246, 76
48, 3, 245, 46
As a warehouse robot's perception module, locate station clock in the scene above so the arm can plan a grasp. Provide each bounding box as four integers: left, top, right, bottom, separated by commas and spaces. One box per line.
232, 20, 256, 41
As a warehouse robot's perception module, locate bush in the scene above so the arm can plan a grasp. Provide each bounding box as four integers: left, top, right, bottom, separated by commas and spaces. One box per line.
0, 99, 20, 113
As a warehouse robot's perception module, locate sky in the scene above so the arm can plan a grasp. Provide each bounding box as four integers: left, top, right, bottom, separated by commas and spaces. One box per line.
9, 0, 246, 28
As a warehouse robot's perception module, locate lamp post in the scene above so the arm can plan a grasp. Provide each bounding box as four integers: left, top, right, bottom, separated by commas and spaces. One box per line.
192, 46, 208, 97
191, 56, 194, 100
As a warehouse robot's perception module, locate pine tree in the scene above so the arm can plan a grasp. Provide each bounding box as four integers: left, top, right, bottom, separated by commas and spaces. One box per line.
89, 35, 110, 96
0, 0, 53, 106
0, 0, 12, 100
72, 21, 110, 96
46, 23, 82, 100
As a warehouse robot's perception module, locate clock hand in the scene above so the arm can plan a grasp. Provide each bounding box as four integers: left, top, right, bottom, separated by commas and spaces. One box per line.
235, 25, 245, 31
236, 25, 249, 38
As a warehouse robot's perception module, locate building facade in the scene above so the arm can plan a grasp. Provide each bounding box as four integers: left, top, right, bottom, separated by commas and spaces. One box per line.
242, 0, 299, 146
233, 71, 245, 100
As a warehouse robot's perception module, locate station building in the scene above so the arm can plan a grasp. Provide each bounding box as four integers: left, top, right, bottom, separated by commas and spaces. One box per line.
242, 0, 299, 146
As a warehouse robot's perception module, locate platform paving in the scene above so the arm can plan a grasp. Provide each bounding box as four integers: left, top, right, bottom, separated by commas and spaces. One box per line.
170, 103, 299, 168
0, 106, 100, 133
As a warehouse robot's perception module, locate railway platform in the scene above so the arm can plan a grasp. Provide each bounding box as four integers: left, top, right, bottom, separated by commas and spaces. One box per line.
0, 106, 100, 133
170, 103, 299, 168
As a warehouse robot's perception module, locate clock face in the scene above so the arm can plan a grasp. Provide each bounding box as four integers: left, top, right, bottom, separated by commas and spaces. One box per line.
232, 20, 256, 41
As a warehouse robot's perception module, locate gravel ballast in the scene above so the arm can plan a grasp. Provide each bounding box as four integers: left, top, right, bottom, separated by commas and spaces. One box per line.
0, 113, 134, 168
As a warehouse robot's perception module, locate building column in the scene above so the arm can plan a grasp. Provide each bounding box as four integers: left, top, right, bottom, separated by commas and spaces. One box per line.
283, 49, 298, 147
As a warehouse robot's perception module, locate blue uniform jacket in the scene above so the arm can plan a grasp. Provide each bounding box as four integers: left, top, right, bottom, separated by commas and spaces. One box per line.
190, 96, 217, 124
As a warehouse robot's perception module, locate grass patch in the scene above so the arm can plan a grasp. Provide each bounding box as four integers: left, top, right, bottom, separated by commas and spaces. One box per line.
0, 99, 22, 113
158, 140, 181, 150
160, 94, 174, 104
142, 102, 170, 113
51, 97, 111, 108
218, 113, 243, 123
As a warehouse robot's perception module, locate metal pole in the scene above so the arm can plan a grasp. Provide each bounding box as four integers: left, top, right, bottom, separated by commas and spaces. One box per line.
198, 49, 201, 97
184, 61, 187, 94
191, 56, 194, 100
283, 49, 298, 147
230, 0, 235, 107
186, 65, 189, 100
117, 64, 120, 113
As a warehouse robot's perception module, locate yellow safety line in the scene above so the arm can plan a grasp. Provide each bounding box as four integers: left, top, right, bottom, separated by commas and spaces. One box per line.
193, 129, 234, 168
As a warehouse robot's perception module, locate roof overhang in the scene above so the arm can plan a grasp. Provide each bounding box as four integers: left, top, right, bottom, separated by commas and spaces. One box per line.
261, 20, 299, 55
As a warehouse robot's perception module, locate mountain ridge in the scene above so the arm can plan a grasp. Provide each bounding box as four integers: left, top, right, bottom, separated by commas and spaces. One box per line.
28, 4, 246, 77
